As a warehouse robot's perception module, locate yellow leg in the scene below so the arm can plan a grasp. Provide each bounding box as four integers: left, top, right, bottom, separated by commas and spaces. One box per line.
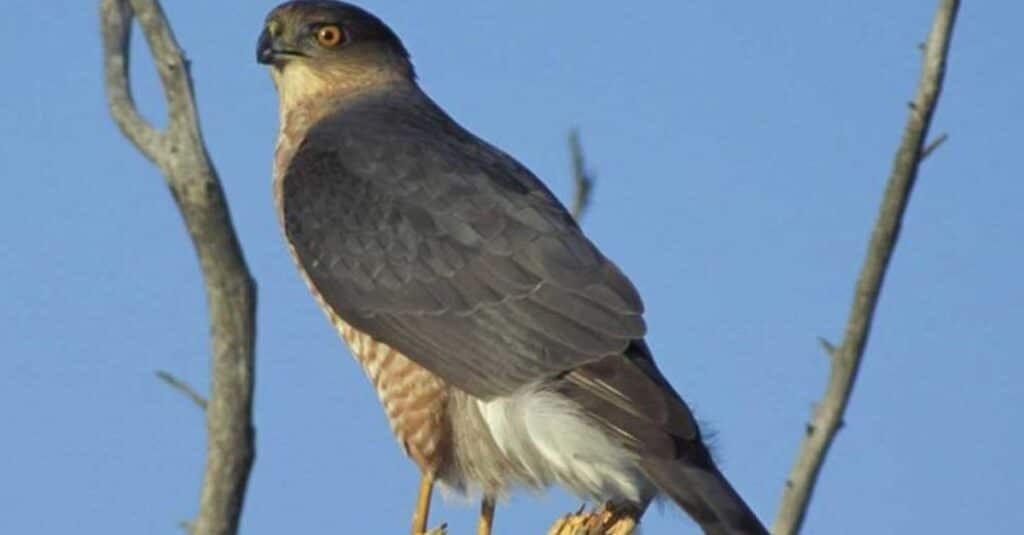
477, 495, 496, 535
411, 472, 435, 535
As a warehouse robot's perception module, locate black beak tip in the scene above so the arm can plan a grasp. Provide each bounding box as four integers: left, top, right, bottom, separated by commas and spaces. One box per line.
257, 29, 274, 64
258, 47, 274, 65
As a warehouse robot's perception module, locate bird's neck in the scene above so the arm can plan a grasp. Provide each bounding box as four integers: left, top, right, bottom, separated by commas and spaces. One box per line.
270, 64, 416, 183
270, 61, 410, 129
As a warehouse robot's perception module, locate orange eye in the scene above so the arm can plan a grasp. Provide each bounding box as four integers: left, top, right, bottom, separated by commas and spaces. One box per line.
316, 25, 344, 47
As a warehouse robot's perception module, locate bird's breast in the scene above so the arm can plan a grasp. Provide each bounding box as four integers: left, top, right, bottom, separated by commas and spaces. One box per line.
272, 105, 451, 474
334, 319, 451, 473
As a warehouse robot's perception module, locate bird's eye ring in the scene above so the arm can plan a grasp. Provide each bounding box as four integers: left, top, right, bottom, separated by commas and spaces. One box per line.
315, 25, 344, 48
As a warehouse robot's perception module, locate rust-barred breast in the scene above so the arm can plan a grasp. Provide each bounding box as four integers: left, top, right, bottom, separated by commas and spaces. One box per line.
273, 105, 449, 475
334, 319, 450, 472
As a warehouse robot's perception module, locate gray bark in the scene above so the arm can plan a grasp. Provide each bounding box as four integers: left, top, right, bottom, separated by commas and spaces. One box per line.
99, 1, 257, 534
773, 1, 960, 533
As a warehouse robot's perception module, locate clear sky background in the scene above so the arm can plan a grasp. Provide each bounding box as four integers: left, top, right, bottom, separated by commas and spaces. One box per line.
1, 1, 1020, 534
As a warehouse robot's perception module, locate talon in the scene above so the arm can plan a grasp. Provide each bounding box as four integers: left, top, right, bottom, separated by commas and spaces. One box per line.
549, 503, 639, 535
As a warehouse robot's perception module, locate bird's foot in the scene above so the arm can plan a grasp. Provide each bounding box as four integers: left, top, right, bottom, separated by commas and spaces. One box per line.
547, 503, 638, 535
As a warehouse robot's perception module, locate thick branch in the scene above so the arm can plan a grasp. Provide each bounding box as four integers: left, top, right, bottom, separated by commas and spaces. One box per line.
100, 2, 257, 535
100, 0, 162, 161
773, 2, 959, 534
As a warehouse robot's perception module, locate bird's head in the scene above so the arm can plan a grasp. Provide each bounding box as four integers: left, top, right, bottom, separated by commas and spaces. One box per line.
258, 1, 414, 108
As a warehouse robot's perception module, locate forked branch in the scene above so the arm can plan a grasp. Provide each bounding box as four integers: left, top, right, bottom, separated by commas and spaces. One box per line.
100, 1, 257, 534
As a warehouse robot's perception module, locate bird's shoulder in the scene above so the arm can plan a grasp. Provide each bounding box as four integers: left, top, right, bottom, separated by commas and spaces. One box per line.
290, 87, 557, 208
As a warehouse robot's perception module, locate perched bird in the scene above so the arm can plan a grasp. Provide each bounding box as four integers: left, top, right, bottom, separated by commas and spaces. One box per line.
258, 2, 768, 534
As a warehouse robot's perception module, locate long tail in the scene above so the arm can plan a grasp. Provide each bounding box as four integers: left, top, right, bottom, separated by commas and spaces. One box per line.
641, 455, 769, 535
561, 344, 769, 534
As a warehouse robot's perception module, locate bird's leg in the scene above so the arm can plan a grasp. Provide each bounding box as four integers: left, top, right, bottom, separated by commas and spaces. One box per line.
476, 495, 496, 535
592, 502, 639, 534
411, 472, 436, 535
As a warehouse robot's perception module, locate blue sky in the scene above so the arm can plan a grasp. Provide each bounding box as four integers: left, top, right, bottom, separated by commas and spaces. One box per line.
1, 1, 1020, 534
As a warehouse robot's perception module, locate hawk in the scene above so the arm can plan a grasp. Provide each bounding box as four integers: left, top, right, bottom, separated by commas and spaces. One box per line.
258, 2, 768, 534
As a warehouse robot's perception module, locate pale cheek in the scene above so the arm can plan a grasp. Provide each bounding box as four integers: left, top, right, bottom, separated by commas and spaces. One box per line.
274, 64, 334, 108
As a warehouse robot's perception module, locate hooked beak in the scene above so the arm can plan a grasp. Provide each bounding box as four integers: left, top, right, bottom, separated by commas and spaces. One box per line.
257, 27, 305, 65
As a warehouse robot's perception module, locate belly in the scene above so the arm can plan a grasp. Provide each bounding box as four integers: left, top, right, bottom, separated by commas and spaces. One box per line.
474, 387, 653, 504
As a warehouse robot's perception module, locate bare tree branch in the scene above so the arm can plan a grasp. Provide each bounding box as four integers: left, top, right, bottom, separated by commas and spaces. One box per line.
156, 370, 209, 410
100, 0, 162, 161
568, 128, 594, 223
773, 2, 960, 534
100, 1, 256, 535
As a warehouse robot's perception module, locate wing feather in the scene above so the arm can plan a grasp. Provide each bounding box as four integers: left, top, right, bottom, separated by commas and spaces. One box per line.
282, 90, 645, 399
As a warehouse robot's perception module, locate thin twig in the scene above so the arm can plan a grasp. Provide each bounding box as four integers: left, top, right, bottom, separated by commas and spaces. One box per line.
922, 132, 949, 160
100, 1, 257, 535
772, 2, 960, 534
816, 337, 836, 358
568, 128, 594, 223
156, 370, 209, 410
